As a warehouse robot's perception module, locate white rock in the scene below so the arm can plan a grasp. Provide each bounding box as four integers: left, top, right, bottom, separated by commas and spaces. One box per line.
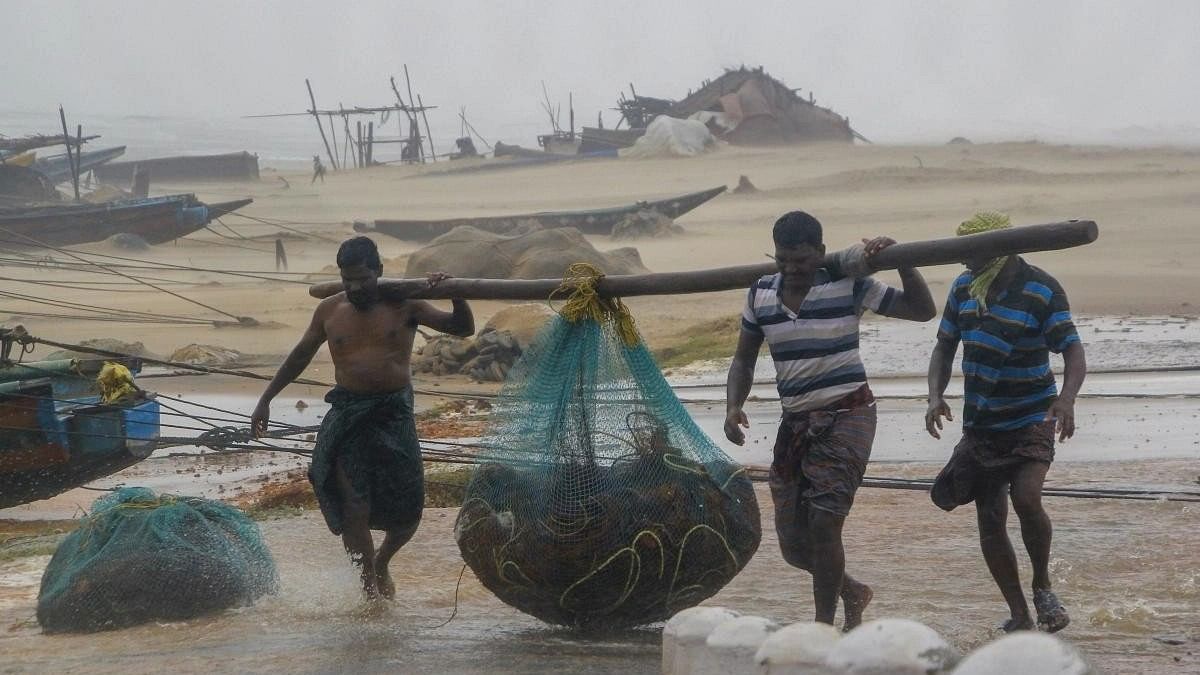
755, 621, 843, 675
663, 606, 741, 675
825, 618, 959, 674
695, 615, 780, 675
954, 632, 1096, 675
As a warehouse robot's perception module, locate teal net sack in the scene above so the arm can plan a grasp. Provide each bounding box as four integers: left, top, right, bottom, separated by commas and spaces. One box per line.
455, 266, 761, 629
37, 487, 278, 633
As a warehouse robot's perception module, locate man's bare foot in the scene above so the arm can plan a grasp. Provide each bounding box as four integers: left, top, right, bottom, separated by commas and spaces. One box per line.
376, 568, 396, 600
356, 595, 388, 619
842, 581, 873, 631
1000, 616, 1036, 632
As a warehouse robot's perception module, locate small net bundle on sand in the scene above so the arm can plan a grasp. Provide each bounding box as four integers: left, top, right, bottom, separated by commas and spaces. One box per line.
37, 487, 277, 633
455, 265, 761, 630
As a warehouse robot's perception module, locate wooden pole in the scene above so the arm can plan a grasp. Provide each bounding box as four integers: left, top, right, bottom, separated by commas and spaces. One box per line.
309, 220, 1099, 300
356, 120, 363, 168
403, 64, 424, 163
326, 114, 341, 171
58, 106, 79, 201
341, 111, 354, 168
74, 124, 84, 196
418, 94, 436, 163
367, 121, 374, 165
305, 79, 338, 171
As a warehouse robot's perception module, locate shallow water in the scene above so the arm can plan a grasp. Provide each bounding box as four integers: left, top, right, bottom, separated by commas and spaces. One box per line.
2, 471, 1197, 674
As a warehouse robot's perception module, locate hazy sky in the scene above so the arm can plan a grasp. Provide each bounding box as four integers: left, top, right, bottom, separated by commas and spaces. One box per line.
5, 1, 1199, 144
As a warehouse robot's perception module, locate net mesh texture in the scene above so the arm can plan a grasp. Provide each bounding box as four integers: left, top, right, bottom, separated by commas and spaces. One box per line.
37, 487, 278, 633
455, 273, 761, 629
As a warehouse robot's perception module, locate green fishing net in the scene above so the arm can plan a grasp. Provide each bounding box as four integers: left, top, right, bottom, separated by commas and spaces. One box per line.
37, 487, 277, 633
455, 266, 761, 629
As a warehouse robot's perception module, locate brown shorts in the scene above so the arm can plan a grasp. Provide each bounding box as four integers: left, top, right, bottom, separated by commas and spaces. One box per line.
931, 421, 1055, 511
768, 386, 877, 533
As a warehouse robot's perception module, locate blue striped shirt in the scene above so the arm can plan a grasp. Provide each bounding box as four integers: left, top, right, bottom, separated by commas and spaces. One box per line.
937, 259, 1081, 430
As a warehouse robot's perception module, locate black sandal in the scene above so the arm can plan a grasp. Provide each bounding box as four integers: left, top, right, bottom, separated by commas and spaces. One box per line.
1034, 589, 1071, 633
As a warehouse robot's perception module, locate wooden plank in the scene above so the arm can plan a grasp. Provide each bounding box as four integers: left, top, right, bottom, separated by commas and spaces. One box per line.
310, 220, 1098, 301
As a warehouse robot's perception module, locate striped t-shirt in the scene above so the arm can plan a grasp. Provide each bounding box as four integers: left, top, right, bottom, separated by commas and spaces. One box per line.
936, 258, 1081, 431
741, 270, 897, 412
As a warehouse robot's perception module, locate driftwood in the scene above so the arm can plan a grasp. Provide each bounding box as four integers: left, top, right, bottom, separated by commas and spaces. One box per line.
310, 220, 1098, 301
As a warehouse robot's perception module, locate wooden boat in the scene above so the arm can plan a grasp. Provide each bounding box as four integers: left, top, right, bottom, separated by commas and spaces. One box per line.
579, 127, 645, 153
93, 151, 260, 183
0, 356, 160, 509
33, 146, 127, 184
360, 185, 727, 241
0, 194, 253, 249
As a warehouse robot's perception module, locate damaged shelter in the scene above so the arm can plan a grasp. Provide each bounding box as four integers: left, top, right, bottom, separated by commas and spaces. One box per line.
581, 66, 864, 152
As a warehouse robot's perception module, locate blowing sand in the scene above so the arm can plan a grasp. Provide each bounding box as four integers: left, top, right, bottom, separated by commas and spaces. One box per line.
4, 140, 1199, 361
2, 141, 1199, 673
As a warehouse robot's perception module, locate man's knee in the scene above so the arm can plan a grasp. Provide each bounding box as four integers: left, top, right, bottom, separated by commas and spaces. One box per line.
779, 540, 812, 570
1010, 488, 1045, 521
808, 509, 845, 545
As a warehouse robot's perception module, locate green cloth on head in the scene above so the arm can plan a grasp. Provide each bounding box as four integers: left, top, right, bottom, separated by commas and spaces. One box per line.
308, 387, 424, 535
957, 212, 1012, 311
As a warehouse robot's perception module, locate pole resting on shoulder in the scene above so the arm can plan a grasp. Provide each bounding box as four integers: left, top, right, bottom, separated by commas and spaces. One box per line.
308, 220, 1098, 302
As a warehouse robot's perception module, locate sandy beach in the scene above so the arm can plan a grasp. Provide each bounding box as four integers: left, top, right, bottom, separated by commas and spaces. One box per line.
3, 140, 1199, 673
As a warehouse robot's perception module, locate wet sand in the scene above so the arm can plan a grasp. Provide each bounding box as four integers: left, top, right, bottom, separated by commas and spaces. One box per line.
2, 475, 1196, 674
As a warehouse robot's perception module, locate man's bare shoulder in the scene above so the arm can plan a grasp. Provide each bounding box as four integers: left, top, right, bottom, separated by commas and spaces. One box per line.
314, 293, 348, 318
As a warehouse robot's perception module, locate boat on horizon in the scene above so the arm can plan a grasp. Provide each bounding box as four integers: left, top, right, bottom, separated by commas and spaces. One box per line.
357, 185, 727, 241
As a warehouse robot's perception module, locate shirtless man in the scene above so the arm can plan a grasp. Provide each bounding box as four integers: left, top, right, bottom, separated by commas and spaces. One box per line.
251, 236, 473, 599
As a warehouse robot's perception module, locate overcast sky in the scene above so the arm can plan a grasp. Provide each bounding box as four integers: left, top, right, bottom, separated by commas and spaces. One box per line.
5, 1, 1198, 144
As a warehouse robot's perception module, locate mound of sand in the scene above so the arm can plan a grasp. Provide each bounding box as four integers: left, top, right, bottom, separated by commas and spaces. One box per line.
45, 338, 159, 361
169, 344, 244, 365
405, 226, 649, 280
610, 209, 684, 240
482, 303, 556, 348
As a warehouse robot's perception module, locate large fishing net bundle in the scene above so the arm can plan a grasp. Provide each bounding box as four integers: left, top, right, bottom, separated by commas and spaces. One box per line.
455, 265, 761, 629
37, 487, 277, 633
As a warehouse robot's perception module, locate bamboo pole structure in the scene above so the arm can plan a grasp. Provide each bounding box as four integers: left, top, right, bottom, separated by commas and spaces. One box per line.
57, 106, 80, 201
418, 94, 436, 162
310, 220, 1098, 300
403, 64, 424, 163
305, 79, 337, 170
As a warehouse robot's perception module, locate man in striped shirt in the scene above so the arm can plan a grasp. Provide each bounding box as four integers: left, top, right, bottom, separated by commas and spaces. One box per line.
725, 211, 936, 629
925, 212, 1087, 634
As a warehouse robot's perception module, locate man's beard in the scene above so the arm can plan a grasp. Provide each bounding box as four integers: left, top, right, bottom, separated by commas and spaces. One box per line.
348, 293, 374, 310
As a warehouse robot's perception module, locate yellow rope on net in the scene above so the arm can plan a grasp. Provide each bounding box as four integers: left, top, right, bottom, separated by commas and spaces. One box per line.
550, 262, 640, 347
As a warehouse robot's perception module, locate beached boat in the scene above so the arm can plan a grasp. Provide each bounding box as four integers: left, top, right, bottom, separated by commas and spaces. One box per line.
0, 356, 160, 509
93, 151, 260, 183
0, 194, 253, 248
360, 185, 727, 241
33, 146, 127, 184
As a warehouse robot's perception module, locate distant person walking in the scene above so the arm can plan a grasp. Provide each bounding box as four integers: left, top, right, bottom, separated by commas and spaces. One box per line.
275, 237, 288, 271
311, 155, 326, 184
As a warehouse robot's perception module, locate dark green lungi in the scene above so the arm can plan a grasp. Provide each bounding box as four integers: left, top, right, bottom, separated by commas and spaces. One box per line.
307, 387, 424, 535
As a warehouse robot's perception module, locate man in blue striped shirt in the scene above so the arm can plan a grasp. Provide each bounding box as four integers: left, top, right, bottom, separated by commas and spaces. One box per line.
726, 211, 936, 629
925, 212, 1087, 634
